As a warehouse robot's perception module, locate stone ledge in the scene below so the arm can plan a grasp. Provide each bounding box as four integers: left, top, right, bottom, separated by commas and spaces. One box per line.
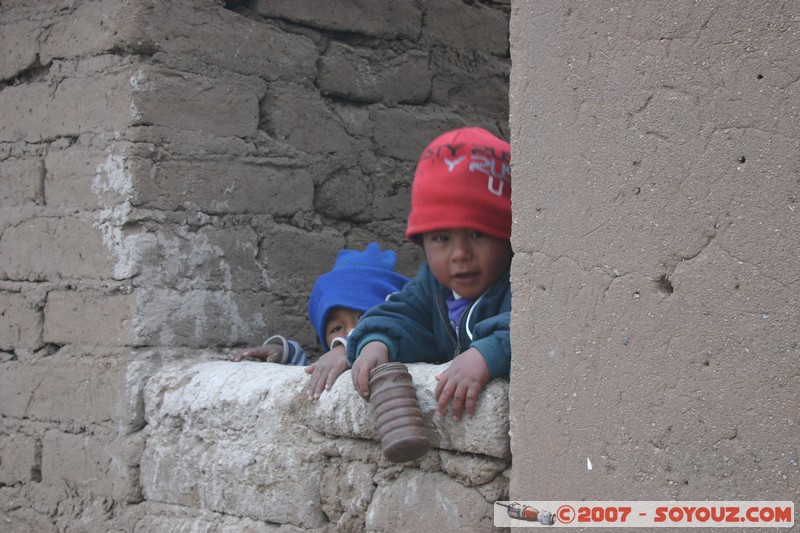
144, 359, 510, 460
141, 359, 510, 529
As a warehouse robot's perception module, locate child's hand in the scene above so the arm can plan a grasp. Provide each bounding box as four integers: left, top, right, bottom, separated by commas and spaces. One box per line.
304, 345, 349, 400
231, 345, 284, 363
434, 348, 490, 421
351, 341, 389, 400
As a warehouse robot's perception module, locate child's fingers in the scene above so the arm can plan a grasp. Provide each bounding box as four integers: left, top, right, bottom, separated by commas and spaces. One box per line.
464, 386, 480, 418
350, 361, 359, 390
350, 361, 365, 396
233, 346, 282, 362
266, 351, 284, 364
356, 365, 371, 398
449, 382, 470, 421
308, 365, 329, 399
323, 358, 348, 391
352, 347, 388, 399
449, 395, 462, 420
232, 348, 257, 361
306, 349, 348, 399
324, 364, 343, 390
434, 372, 445, 397
312, 367, 330, 399
435, 378, 456, 417
307, 367, 320, 398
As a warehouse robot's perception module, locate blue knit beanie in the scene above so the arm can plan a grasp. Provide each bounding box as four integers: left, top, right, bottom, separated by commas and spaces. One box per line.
308, 242, 409, 351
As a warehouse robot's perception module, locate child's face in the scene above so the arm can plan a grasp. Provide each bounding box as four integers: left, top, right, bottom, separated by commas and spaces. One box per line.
324, 307, 362, 349
422, 229, 512, 300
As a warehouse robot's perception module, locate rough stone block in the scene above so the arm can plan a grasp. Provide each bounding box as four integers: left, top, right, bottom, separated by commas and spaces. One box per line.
319, 43, 432, 104
0, 217, 115, 281
41, 430, 141, 503
0, 364, 29, 418
305, 362, 512, 459
44, 291, 135, 346
428, 48, 510, 117
264, 83, 354, 155
370, 107, 461, 161
366, 471, 495, 532
253, 0, 422, 40
426, 0, 509, 55
41, 430, 107, 490
0, 432, 40, 485
39, 0, 132, 64
259, 225, 345, 285
0, 354, 130, 426
141, 362, 329, 528
145, 360, 510, 458
0, 60, 263, 144
130, 288, 271, 348
123, 126, 264, 159
45, 143, 140, 210
320, 461, 377, 531
0, 156, 43, 209
136, 158, 313, 215
137, 2, 318, 81
439, 449, 509, 486
0, 292, 43, 351
130, 66, 263, 138
0, 73, 135, 143
0, 16, 40, 82
129, 225, 266, 292
115, 353, 163, 435
0, 502, 53, 533
314, 161, 412, 223
114, 502, 279, 532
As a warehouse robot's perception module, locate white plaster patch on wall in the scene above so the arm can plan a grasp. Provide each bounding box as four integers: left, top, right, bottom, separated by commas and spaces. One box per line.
131, 288, 261, 346
158, 227, 233, 290
130, 101, 143, 121
210, 183, 236, 212
91, 152, 149, 280
129, 69, 155, 92
217, 259, 233, 291
210, 198, 231, 212
243, 238, 271, 290
191, 290, 252, 342
93, 204, 151, 280
117, 358, 160, 434
404, 476, 420, 505
129, 70, 154, 120
92, 153, 133, 198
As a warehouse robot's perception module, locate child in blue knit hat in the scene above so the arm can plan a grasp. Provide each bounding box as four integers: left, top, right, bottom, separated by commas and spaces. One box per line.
233, 242, 409, 398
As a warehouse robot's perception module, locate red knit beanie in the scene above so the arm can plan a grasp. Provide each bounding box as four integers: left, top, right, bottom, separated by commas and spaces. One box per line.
405, 127, 511, 243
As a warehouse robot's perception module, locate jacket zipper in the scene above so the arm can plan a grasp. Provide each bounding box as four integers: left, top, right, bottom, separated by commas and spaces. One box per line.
436, 293, 460, 357
437, 292, 473, 358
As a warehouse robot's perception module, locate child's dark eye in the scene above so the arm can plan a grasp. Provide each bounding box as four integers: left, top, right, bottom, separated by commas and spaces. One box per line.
328, 324, 343, 334
470, 230, 485, 239
431, 233, 448, 243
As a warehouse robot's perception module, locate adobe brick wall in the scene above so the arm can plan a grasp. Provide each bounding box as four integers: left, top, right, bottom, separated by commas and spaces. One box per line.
509, 0, 799, 517
0, 1, 511, 531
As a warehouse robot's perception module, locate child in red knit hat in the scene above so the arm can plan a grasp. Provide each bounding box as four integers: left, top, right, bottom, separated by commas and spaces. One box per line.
346, 126, 512, 421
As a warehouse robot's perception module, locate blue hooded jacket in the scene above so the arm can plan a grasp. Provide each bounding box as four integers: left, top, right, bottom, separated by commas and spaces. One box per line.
346, 262, 511, 379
